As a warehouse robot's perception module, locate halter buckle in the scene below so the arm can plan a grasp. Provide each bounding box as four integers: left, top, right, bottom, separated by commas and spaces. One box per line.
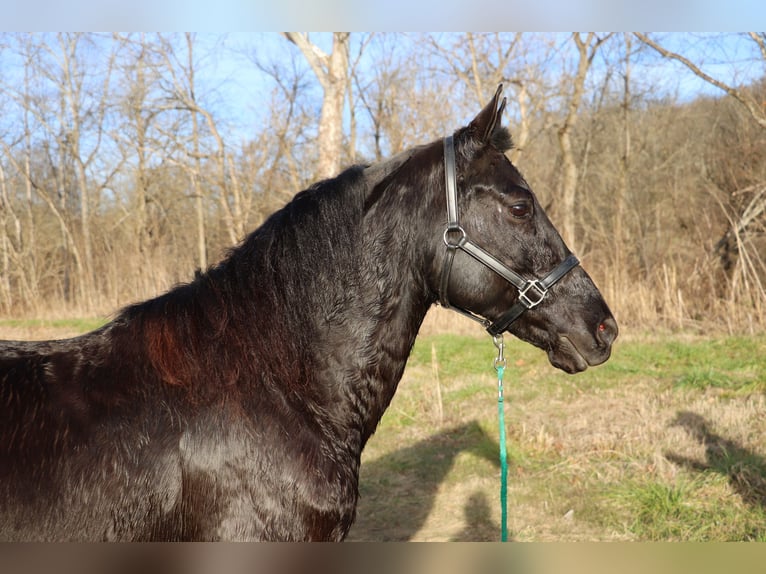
518, 279, 548, 309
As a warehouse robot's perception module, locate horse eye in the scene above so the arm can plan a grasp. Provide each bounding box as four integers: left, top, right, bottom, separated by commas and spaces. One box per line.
509, 203, 530, 218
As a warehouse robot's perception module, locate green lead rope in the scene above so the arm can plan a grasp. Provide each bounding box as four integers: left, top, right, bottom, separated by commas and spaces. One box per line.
493, 335, 509, 542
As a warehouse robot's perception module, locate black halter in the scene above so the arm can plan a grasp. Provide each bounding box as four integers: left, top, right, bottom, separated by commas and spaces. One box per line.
438, 135, 581, 337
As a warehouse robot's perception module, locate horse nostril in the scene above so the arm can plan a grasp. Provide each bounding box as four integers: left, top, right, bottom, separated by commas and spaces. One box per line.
597, 316, 618, 346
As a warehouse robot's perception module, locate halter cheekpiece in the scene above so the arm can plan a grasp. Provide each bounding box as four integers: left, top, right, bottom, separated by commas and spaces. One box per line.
438, 135, 581, 336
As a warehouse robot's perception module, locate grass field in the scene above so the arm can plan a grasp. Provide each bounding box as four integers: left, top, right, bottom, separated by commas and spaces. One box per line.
2, 317, 765, 541
347, 331, 766, 541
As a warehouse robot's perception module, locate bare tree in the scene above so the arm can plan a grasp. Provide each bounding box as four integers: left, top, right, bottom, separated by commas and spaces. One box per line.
352, 34, 414, 160
423, 32, 543, 164
51, 33, 118, 301
0, 31, 765, 331
555, 32, 611, 249
110, 33, 202, 298
426, 33, 521, 105
617, 34, 632, 255
283, 32, 350, 180
181, 32, 209, 268
251, 49, 314, 196
635, 32, 766, 306
112, 33, 160, 292
153, 33, 252, 257
635, 33, 766, 130
0, 160, 16, 310
0, 33, 120, 308
0, 35, 39, 312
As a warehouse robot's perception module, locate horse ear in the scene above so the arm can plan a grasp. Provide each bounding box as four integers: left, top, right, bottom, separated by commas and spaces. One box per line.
468, 84, 506, 143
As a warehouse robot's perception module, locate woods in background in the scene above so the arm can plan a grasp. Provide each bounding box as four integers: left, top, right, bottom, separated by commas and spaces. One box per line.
0, 32, 764, 333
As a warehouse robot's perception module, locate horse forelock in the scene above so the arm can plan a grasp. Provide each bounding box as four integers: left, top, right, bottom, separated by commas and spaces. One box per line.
453, 125, 514, 160
491, 126, 514, 153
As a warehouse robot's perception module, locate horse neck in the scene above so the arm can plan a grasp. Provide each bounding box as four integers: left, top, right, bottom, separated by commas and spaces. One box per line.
349, 223, 434, 439
244, 164, 439, 452
312, 202, 436, 450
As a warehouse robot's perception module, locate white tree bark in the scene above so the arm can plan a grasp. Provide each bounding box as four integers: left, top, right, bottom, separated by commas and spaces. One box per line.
284, 32, 350, 180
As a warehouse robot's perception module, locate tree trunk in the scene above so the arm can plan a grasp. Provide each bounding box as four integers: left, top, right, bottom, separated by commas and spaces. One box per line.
284, 32, 350, 180
186, 35, 208, 271
615, 33, 632, 283
556, 32, 610, 250
59, 33, 94, 304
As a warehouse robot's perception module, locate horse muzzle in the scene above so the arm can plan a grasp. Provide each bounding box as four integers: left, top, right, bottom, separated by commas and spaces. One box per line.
548, 315, 618, 374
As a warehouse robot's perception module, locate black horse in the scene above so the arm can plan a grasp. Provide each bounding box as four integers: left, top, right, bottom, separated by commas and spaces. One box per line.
0, 86, 617, 541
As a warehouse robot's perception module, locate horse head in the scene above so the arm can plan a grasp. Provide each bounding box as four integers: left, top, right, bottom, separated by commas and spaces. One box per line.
434, 85, 617, 373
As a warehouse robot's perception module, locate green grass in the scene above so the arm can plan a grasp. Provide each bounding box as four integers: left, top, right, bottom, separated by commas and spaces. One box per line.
606, 336, 766, 394
405, 333, 766, 397
607, 480, 716, 541
603, 477, 766, 541
0, 317, 106, 332
407, 334, 492, 377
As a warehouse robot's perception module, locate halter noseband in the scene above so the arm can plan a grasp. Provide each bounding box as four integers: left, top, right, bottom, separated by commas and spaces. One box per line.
438, 135, 581, 337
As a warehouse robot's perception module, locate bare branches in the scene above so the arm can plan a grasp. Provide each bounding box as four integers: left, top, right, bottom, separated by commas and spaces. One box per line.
0, 32, 764, 329
556, 32, 613, 249
748, 32, 766, 62
634, 32, 766, 130
633, 33, 766, 310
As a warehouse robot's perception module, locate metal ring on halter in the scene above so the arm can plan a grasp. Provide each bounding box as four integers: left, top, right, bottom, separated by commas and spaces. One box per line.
442, 225, 467, 249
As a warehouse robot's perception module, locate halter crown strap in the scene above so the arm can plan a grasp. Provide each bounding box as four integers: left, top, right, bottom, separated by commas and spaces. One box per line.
444, 135, 459, 225
439, 136, 462, 310
438, 135, 580, 334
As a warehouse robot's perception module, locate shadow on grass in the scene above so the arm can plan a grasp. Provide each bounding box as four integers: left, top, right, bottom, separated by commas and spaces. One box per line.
346, 421, 505, 541
450, 491, 499, 542
665, 411, 766, 510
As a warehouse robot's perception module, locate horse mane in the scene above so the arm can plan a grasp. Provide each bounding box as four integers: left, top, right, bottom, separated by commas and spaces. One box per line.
117, 163, 392, 391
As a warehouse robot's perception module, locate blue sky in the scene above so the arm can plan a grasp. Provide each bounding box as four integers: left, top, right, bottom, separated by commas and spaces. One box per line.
2, 0, 765, 31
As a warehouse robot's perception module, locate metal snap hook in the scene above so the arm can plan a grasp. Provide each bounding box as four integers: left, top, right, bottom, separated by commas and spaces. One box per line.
493, 333, 507, 370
